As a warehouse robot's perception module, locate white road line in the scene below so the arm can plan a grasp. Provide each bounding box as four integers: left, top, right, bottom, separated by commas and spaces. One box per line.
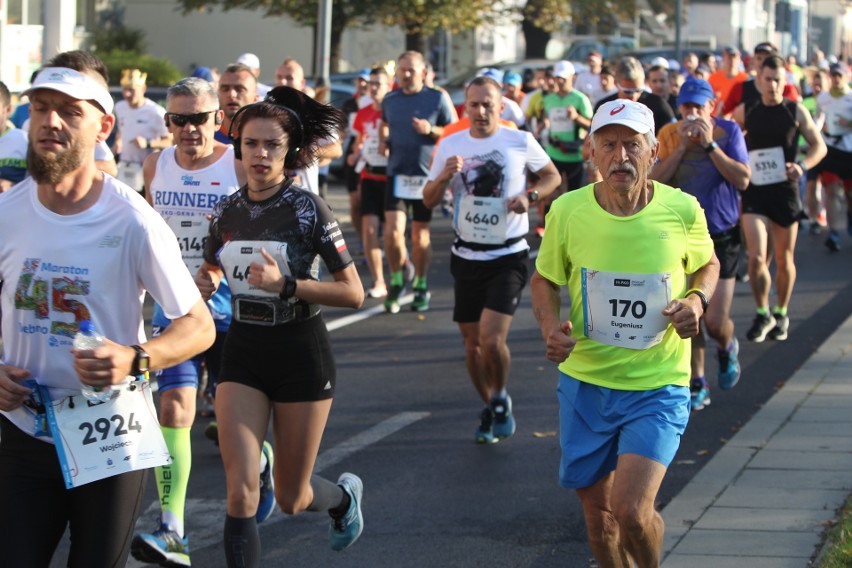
126, 411, 430, 565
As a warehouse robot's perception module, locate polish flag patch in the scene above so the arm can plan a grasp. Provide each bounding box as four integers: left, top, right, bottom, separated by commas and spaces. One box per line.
211, 181, 220, 186
334, 240, 347, 252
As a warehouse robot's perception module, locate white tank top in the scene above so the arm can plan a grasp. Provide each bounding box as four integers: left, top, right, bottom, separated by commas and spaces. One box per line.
150, 145, 240, 273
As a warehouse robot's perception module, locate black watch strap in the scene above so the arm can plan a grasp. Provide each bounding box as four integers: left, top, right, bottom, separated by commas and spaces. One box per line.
527, 190, 539, 204
279, 275, 297, 300
686, 289, 710, 313
130, 345, 150, 376
704, 141, 719, 154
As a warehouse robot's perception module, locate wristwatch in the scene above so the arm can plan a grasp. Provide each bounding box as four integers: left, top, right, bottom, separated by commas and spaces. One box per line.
279, 275, 298, 300
527, 190, 539, 204
130, 345, 150, 377
704, 141, 719, 154
686, 289, 710, 313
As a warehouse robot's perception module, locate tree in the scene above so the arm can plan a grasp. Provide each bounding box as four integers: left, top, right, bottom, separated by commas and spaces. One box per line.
521, 0, 571, 59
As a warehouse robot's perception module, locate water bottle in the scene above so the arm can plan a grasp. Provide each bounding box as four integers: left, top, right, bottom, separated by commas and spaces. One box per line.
73, 320, 113, 402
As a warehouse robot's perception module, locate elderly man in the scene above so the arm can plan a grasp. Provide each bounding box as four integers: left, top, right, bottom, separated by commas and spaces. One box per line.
423, 75, 560, 443
0, 50, 214, 567
531, 99, 719, 568
652, 77, 751, 410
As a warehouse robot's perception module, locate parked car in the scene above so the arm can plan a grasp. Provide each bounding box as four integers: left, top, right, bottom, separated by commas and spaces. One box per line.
563, 36, 637, 62
614, 47, 723, 69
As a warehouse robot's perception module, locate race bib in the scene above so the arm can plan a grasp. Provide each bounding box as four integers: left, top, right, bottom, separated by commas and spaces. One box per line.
581, 268, 671, 350
218, 240, 291, 298
39, 381, 170, 489
165, 216, 209, 274
362, 136, 388, 167
826, 107, 852, 135
749, 147, 787, 186
456, 195, 508, 245
117, 162, 144, 193
394, 175, 427, 199
548, 107, 575, 134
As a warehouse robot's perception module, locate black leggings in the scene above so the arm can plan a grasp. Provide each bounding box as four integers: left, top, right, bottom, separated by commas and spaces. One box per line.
0, 416, 147, 568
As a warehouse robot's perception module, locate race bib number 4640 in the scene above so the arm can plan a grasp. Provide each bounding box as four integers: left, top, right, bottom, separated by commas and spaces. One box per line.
581, 268, 672, 350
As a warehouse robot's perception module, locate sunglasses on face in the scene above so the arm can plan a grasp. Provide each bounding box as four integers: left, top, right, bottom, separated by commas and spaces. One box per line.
165, 111, 214, 127
619, 85, 642, 95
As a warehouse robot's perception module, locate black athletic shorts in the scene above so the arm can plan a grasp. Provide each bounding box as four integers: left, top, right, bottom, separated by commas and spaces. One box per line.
553, 160, 584, 190
220, 314, 336, 402
711, 225, 742, 279
741, 185, 803, 228
385, 176, 433, 222
361, 177, 387, 218
450, 250, 529, 323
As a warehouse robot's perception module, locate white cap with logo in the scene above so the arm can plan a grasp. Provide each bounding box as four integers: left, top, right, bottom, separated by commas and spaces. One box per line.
25, 67, 114, 115
553, 60, 576, 79
590, 100, 654, 134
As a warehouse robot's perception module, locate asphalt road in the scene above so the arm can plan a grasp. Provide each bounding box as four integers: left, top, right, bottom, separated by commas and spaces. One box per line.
47, 181, 852, 568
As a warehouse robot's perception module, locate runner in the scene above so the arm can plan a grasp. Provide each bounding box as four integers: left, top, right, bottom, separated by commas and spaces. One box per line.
129, 77, 247, 567
197, 86, 365, 567
652, 77, 751, 409
733, 55, 826, 342
0, 50, 214, 567
379, 50, 455, 313
531, 99, 719, 568
112, 68, 172, 196
0, 80, 28, 192
423, 76, 560, 442
214, 63, 259, 145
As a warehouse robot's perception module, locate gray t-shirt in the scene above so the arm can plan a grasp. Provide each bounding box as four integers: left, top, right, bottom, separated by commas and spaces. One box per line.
381, 87, 454, 176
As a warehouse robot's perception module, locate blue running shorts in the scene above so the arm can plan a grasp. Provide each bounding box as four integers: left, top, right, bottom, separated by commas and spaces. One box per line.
556, 372, 690, 489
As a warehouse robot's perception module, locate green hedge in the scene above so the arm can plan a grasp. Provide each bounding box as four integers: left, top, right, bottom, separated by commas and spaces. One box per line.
95, 50, 183, 87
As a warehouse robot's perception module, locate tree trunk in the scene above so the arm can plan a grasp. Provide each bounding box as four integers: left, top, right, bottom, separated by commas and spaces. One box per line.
405, 22, 425, 54
522, 17, 551, 59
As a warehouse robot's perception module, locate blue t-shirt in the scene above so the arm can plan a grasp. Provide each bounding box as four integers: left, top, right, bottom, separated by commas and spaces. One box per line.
381, 87, 454, 176
656, 117, 747, 235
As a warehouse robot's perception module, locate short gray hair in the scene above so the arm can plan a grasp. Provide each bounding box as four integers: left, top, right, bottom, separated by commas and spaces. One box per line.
167, 77, 218, 108
616, 56, 645, 83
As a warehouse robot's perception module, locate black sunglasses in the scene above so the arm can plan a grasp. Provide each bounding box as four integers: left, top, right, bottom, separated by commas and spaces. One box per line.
618, 85, 642, 95
166, 111, 214, 127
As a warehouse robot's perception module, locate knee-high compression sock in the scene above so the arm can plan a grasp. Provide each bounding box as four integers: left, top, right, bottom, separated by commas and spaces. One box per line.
224, 515, 261, 568
157, 426, 192, 536
306, 474, 346, 512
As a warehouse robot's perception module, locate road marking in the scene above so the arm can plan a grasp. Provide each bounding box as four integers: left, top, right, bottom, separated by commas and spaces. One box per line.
126, 411, 430, 565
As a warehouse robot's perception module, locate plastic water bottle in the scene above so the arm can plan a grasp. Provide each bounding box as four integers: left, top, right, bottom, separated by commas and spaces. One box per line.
73, 320, 113, 402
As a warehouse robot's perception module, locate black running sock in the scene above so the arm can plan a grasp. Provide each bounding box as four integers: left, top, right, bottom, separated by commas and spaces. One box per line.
307, 474, 346, 514
224, 515, 261, 568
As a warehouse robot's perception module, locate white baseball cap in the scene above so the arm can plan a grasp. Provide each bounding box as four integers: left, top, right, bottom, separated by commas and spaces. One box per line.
237, 53, 261, 69
650, 56, 669, 69
553, 60, 576, 79
25, 67, 114, 115
590, 100, 654, 134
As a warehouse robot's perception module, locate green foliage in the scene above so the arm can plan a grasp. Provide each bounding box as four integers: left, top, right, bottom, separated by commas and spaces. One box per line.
91, 26, 147, 53
817, 494, 852, 567
523, 0, 571, 33
95, 50, 184, 87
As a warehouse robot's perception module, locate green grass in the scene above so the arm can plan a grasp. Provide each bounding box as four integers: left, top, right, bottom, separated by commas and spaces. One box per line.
817, 494, 852, 567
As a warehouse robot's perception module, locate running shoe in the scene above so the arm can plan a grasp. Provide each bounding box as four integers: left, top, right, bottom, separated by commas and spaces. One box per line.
383, 284, 402, 314
411, 288, 431, 312
689, 379, 711, 411
825, 231, 841, 252
491, 395, 516, 441
366, 283, 387, 299
131, 524, 190, 567
810, 222, 825, 235
329, 473, 364, 551
717, 338, 741, 390
768, 314, 789, 341
475, 407, 496, 444
256, 441, 276, 523
746, 312, 776, 343
204, 421, 218, 445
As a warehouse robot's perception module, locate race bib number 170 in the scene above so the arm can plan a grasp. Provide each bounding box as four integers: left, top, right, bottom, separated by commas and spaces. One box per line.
581, 268, 671, 350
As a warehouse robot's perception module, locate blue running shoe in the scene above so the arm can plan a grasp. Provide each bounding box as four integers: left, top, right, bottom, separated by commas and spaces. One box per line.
131, 524, 190, 567
329, 473, 364, 551
491, 396, 516, 441
717, 338, 741, 390
256, 441, 276, 523
690, 378, 711, 411
475, 407, 495, 444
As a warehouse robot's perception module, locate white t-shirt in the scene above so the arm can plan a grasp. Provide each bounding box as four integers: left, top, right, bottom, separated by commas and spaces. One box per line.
428, 127, 551, 261
501, 96, 526, 128
114, 98, 169, 164
817, 90, 852, 152
0, 175, 201, 439
291, 132, 340, 195
575, 70, 606, 105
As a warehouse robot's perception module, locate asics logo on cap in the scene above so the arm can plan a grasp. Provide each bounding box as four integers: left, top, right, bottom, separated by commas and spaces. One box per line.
610, 104, 626, 116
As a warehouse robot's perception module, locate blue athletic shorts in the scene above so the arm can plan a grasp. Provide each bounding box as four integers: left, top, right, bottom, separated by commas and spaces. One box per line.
151, 327, 226, 393
556, 372, 690, 489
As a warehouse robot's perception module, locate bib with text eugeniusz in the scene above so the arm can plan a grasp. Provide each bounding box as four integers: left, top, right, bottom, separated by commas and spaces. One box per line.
581, 268, 671, 350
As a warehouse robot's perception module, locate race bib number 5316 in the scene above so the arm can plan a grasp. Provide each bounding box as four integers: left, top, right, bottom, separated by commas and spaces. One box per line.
581, 268, 671, 350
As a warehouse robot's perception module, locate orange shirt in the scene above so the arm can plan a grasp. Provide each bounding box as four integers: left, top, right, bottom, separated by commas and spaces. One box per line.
708, 70, 748, 111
